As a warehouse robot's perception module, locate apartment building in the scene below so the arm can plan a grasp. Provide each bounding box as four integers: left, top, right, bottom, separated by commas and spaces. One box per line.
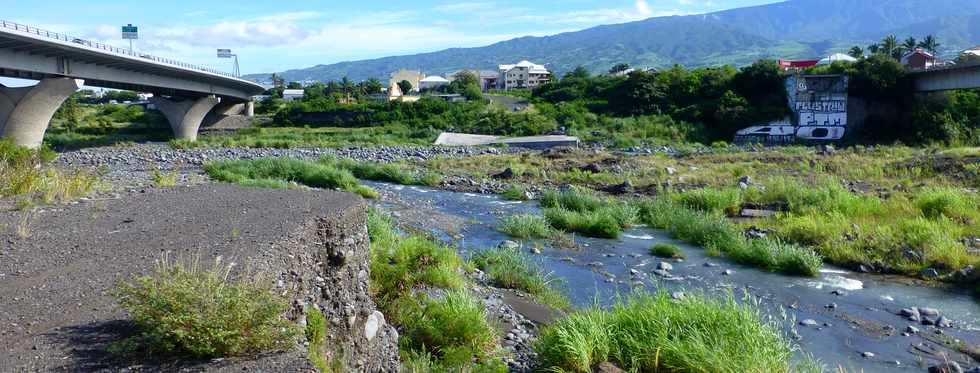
498, 61, 551, 90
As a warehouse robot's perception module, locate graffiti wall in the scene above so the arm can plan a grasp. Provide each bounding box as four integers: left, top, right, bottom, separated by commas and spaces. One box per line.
786, 74, 849, 129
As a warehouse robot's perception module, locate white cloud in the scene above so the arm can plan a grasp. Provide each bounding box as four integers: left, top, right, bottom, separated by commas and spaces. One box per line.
636, 0, 653, 16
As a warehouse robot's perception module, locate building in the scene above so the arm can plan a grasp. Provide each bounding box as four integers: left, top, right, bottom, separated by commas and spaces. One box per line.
901, 48, 937, 70
498, 61, 551, 90
447, 70, 500, 91
962, 46, 980, 57
389, 69, 425, 93
419, 75, 450, 90
282, 89, 305, 102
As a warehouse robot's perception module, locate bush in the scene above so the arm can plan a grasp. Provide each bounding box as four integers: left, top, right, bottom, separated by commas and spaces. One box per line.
535, 292, 799, 373
0, 139, 96, 204
113, 256, 296, 357
501, 185, 530, 201
400, 291, 497, 359
650, 243, 685, 259
915, 188, 978, 222
540, 187, 637, 239
673, 188, 743, 214
498, 214, 553, 239
545, 208, 623, 239
470, 247, 570, 309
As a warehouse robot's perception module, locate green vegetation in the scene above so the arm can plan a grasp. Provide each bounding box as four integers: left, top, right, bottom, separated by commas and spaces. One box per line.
47, 103, 171, 149
501, 184, 530, 201
470, 246, 570, 310
534, 292, 805, 373
171, 125, 434, 149
367, 210, 504, 371
318, 156, 440, 187
305, 307, 342, 372
203, 157, 378, 198
113, 256, 296, 357
540, 188, 637, 239
650, 243, 685, 259
637, 198, 823, 276
497, 214, 553, 239
151, 167, 178, 188
0, 140, 97, 205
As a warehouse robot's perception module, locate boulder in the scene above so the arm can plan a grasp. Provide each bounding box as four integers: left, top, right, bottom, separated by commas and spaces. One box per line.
605, 180, 634, 195
929, 362, 965, 373
580, 163, 603, 173
657, 262, 673, 271
499, 240, 520, 250
593, 362, 626, 373
492, 168, 515, 180
921, 268, 941, 279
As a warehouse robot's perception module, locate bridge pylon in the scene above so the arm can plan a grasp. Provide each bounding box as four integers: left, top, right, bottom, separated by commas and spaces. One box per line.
0, 77, 81, 148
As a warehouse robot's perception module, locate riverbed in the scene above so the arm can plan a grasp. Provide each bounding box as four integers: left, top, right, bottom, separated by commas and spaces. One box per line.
369, 181, 980, 373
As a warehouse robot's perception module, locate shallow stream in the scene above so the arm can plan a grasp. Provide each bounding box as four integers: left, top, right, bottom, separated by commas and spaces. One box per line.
369, 181, 980, 372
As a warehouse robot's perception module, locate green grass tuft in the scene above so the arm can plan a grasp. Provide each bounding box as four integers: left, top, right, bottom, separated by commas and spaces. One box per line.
113, 256, 296, 358
204, 157, 376, 198
470, 246, 571, 310
535, 292, 798, 373
498, 214, 553, 239
502, 184, 530, 201
650, 243, 686, 259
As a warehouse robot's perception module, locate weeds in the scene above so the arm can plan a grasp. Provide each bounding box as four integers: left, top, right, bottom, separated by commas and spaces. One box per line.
502, 185, 530, 201
498, 214, 553, 239
470, 246, 570, 310
535, 291, 797, 373
541, 187, 637, 239
151, 167, 178, 188
650, 243, 685, 259
0, 140, 96, 205
113, 255, 296, 357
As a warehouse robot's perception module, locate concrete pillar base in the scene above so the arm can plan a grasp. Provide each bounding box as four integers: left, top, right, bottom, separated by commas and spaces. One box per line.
150, 96, 220, 141
0, 77, 82, 148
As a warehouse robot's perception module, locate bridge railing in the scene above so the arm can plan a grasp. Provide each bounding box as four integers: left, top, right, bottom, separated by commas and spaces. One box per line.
0, 19, 237, 78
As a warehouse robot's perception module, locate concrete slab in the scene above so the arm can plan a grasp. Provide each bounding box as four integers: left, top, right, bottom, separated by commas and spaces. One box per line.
434, 132, 579, 149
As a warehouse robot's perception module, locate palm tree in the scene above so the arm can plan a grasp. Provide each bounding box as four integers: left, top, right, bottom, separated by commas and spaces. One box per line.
919, 35, 941, 54
903, 37, 918, 52
881, 35, 900, 58
867, 43, 881, 55
848, 46, 864, 59
340, 77, 354, 102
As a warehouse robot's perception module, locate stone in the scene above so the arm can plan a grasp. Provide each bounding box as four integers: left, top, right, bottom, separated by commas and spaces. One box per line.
652, 269, 672, 278
491, 168, 515, 179
657, 262, 673, 271
831, 290, 848, 296
665, 167, 676, 175
861, 351, 875, 359
364, 311, 385, 341
580, 163, 602, 173
799, 319, 818, 327
722, 269, 735, 276
499, 240, 520, 250
826, 303, 838, 309
738, 175, 751, 184
936, 316, 952, 328
906, 325, 920, 334
922, 317, 937, 326
929, 362, 964, 373
530, 247, 542, 255
703, 262, 718, 267
593, 362, 626, 373
921, 268, 941, 279
918, 307, 941, 317
606, 180, 634, 195
900, 308, 920, 319
671, 292, 686, 300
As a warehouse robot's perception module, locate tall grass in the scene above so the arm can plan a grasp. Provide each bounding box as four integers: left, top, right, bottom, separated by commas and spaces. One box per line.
636, 199, 823, 276
0, 140, 97, 204
470, 246, 570, 310
319, 156, 440, 187
113, 256, 296, 357
541, 187, 638, 239
498, 214, 553, 239
367, 210, 503, 370
204, 157, 377, 198
535, 291, 800, 373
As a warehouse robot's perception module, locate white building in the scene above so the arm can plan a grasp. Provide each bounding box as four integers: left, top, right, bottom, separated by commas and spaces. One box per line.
419, 75, 450, 90
282, 89, 305, 102
498, 61, 551, 90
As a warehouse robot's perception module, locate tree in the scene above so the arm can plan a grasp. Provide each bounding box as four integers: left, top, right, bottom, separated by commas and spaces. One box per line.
564, 66, 591, 80
881, 35, 900, 59
340, 77, 354, 101
397, 80, 413, 94
902, 37, 918, 53
918, 35, 940, 54
59, 96, 81, 133
608, 63, 631, 75
848, 46, 864, 59
867, 43, 881, 55
361, 79, 384, 95
286, 81, 303, 89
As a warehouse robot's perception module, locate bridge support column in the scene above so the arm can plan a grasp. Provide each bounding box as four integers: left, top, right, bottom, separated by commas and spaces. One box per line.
151, 96, 220, 141
245, 101, 254, 117
0, 77, 81, 148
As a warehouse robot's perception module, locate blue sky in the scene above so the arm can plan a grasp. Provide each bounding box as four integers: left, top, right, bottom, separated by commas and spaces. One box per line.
5, 0, 779, 75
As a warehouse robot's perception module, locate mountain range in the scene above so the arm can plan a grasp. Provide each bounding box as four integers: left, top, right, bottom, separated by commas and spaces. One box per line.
245, 0, 980, 84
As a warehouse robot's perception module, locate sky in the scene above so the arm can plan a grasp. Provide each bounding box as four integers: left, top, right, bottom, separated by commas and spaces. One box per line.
4, 0, 780, 75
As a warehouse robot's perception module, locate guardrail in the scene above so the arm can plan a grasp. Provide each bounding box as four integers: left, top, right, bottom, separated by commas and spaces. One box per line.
0, 19, 236, 78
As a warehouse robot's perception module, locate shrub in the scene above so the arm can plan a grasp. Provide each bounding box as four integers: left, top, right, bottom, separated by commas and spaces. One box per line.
673, 188, 743, 215
915, 188, 978, 222
650, 243, 685, 259
502, 185, 530, 201
305, 307, 342, 372
113, 256, 296, 357
535, 292, 797, 373
400, 291, 497, 359
470, 247, 570, 309
545, 208, 622, 239
540, 187, 605, 212
0, 139, 96, 204
498, 214, 552, 239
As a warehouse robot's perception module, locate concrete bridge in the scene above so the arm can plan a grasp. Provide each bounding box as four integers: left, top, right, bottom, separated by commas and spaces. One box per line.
909, 61, 980, 92
0, 20, 265, 147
